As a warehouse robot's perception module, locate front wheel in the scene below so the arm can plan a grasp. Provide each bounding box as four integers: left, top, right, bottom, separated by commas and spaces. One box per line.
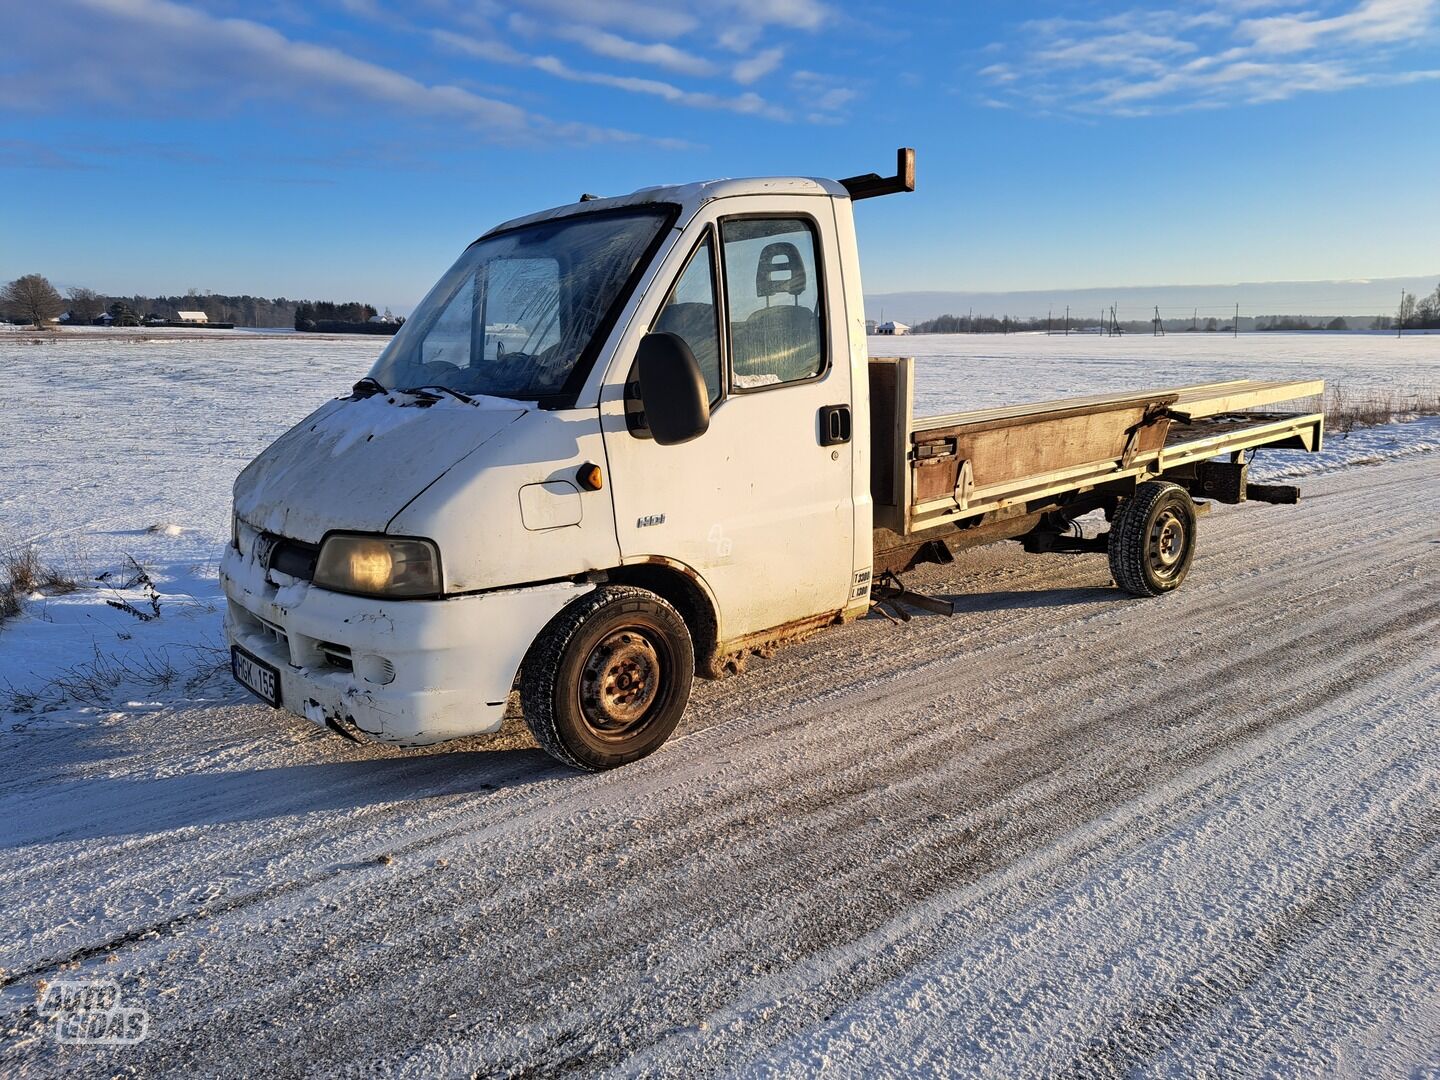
1108, 481, 1198, 596
520, 585, 694, 770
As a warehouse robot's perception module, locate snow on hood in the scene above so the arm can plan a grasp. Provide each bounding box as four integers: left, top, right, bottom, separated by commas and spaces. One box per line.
233, 391, 526, 542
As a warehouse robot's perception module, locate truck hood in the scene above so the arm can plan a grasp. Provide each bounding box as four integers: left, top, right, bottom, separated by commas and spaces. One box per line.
233, 392, 526, 541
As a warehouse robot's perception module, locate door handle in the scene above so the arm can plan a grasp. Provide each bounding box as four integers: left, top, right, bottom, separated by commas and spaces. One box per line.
819, 404, 851, 446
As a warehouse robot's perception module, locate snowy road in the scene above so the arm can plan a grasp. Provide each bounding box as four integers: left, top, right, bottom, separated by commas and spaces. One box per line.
3, 450, 1436, 1076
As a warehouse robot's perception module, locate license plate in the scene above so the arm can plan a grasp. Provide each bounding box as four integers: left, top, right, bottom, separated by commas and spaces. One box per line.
231, 645, 281, 707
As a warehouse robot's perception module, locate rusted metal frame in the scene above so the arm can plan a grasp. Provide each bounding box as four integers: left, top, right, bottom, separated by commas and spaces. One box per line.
1153, 412, 1323, 471
907, 411, 1322, 534
1121, 402, 1180, 469
712, 608, 845, 674
913, 392, 1179, 442
913, 453, 1142, 520
870, 569, 956, 620
872, 508, 1045, 574
1167, 459, 1248, 503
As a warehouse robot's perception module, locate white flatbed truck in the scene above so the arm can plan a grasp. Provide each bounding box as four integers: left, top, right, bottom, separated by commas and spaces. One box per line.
223, 149, 1324, 769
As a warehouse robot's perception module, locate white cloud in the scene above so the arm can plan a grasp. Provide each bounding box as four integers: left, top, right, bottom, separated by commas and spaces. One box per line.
1239, 0, 1436, 52
6, 0, 569, 138
4, 0, 850, 146
980, 0, 1440, 115
549, 26, 718, 77
733, 48, 785, 85
509, 0, 700, 40
429, 28, 529, 67
726, 0, 828, 31
427, 1, 844, 120
531, 56, 790, 119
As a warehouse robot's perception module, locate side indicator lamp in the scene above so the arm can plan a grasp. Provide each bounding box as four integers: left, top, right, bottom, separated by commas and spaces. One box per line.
577, 463, 604, 491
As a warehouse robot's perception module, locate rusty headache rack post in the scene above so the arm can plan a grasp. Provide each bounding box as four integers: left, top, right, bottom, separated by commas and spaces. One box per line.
841, 147, 916, 201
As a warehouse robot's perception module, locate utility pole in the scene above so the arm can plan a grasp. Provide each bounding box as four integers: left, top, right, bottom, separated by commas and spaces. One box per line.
1234, 302, 1239, 338
1398, 288, 1404, 338
1047, 308, 1052, 335
1065, 305, 1070, 336
1192, 307, 1198, 332
1153, 305, 1165, 336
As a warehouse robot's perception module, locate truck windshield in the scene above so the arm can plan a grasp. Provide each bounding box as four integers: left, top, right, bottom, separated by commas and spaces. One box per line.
369, 206, 672, 402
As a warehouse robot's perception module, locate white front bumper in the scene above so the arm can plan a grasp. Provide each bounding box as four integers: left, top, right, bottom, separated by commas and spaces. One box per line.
220, 541, 592, 746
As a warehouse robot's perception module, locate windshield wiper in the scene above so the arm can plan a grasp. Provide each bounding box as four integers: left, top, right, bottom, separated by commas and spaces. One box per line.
402, 384, 477, 406
350, 377, 387, 399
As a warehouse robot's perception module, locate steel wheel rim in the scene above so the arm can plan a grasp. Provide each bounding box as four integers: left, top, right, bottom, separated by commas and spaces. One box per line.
578, 628, 665, 741
1149, 508, 1188, 577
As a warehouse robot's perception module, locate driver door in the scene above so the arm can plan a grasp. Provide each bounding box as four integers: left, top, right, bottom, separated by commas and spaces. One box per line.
600, 197, 855, 648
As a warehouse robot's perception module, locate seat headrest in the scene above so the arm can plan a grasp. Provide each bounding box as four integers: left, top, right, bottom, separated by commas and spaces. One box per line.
755, 242, 807, 299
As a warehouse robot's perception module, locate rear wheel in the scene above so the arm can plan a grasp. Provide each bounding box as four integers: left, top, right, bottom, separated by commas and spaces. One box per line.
520, 585, 694, 771
1108, 481, 1198, 596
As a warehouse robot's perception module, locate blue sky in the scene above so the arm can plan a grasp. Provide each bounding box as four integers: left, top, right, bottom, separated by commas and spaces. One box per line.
3, 0, 1438, 311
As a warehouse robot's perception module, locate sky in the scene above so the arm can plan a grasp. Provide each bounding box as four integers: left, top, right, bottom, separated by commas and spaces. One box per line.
2, 0, 1438, 312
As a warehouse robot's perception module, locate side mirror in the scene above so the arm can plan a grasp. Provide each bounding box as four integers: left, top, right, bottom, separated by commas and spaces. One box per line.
635, 332, 710, 446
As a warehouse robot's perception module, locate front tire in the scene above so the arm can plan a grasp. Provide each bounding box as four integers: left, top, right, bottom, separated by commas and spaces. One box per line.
1108, 481, 1198, 596
520, 585, 694, 771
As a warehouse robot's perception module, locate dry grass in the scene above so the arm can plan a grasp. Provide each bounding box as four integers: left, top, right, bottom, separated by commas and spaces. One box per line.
4, 548, 42, 594
0, 542, 82, 626
1324, 386, 1440, 435
2, 641, 228, 713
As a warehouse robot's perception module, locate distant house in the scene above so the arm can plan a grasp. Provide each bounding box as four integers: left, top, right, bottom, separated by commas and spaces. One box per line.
175, 310, 209, 324
864, 319, 878, 335
876, 320, 910, 335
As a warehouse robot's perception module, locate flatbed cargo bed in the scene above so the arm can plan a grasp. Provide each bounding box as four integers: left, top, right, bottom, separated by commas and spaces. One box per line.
870, 360, 1324, 557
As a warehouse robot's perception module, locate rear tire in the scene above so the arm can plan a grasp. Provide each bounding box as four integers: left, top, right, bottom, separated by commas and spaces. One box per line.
520, 585, 694, 771
1108, 481, 1197, 597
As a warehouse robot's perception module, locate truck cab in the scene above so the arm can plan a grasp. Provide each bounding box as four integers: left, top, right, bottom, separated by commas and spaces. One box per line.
223, 172, 877, 768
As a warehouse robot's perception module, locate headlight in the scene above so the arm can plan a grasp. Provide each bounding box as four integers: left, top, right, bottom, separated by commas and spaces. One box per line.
312, 534, 441, 598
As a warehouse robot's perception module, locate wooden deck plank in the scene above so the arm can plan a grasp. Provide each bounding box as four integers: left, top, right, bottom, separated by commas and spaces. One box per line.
912, 379, 1321, 432
1173, 379, 1325, 418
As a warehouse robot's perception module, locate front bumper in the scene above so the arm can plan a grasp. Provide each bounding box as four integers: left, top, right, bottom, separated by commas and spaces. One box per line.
220, 538, 592, 746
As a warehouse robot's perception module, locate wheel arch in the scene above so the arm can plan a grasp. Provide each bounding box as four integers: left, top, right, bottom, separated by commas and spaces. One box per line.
605, 558, 722, 679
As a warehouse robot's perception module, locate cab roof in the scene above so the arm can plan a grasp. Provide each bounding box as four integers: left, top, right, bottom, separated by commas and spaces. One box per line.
482, 175, 848, 238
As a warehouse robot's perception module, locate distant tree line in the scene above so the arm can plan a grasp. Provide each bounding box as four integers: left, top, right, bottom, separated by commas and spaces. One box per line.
908, 286, 1440, 335
1, 272, 392, 330
1253, 316, 1352, 331
1397, 282, 1440, 330
911, 313, 1107, 334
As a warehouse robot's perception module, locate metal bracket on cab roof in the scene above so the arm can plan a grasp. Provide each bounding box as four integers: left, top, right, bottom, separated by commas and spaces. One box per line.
841, 148, 916, 201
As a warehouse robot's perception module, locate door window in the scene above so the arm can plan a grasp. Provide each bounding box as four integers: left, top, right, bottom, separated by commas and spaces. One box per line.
651, 234, 723, 402
720, 218, 824, 389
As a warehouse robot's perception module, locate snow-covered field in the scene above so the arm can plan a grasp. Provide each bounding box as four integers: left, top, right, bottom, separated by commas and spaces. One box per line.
1, 328, 1436, 1074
